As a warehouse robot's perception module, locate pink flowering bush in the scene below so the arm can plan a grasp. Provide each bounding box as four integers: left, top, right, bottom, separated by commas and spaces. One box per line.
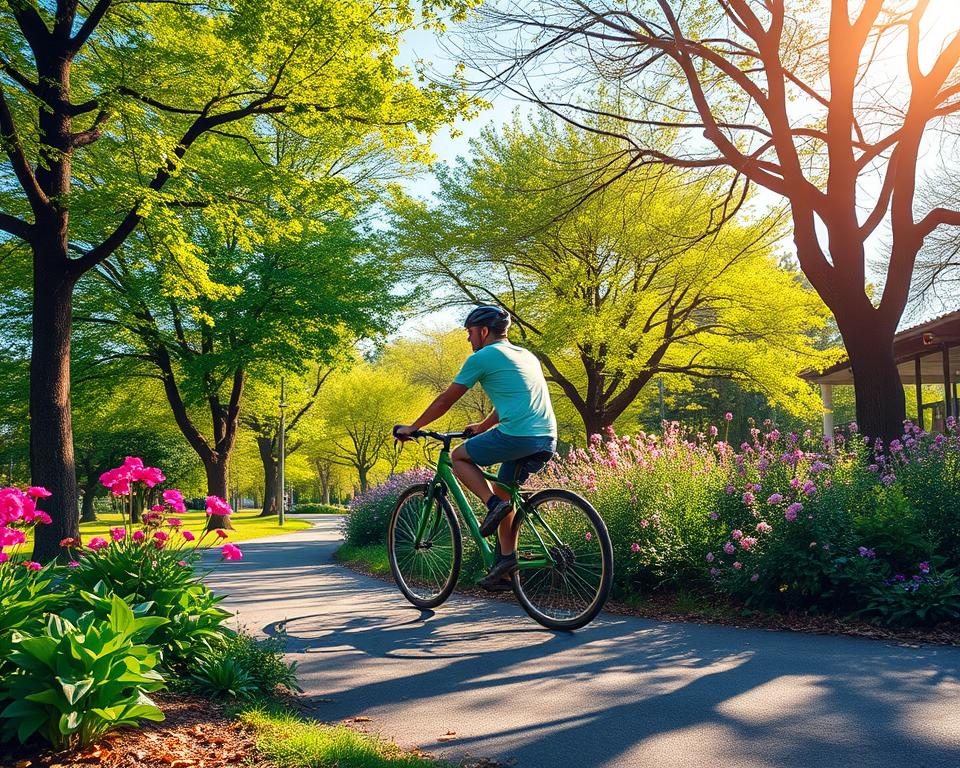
540, 418, 960, 625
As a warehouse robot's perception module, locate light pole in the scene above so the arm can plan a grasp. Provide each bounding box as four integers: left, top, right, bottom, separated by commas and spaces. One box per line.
279, 377, 287, 527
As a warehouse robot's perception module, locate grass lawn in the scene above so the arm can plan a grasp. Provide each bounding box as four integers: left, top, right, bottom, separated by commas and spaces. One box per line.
333, 541, 391, 577
20, 508, 311, 551
235, 701, 449, 768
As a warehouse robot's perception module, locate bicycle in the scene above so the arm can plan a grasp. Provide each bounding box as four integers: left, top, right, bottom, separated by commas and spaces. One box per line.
387, 429, 613, 630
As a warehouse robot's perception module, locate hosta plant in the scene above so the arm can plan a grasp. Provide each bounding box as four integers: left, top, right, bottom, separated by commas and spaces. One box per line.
0, 595, 167, 748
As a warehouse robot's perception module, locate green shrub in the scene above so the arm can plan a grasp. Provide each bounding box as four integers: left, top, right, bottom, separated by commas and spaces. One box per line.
190, 657, 259, 700
0, 564, 64, 683
858, 565, 960, 626
290, 502, 346, 515
0, 595, 166, 749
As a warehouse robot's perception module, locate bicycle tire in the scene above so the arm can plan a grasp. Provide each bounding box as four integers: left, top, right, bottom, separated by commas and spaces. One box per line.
510, 488, 613, 630
388, 483, 462, 610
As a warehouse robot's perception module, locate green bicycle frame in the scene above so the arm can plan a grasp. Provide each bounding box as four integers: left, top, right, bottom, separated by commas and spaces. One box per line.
413, 446, 556, 572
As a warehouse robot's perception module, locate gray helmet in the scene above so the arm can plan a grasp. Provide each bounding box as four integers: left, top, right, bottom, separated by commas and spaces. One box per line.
464, 305, 511, 334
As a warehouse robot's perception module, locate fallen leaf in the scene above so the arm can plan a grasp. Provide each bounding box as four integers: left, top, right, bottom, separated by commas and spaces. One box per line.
353, 716, 372, 722
170, 760, 195, 768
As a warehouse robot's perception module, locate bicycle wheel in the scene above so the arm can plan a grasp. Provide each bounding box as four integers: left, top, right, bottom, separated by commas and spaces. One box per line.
511, 489, 613, 630
388, 484, 462, 609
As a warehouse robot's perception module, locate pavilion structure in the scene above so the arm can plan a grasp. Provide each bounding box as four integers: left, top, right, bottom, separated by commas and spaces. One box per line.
806, 309, 960, 435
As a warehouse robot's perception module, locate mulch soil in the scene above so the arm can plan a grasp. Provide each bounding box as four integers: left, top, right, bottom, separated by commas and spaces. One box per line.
337, 555, 960, 646
0, 694, 263, 768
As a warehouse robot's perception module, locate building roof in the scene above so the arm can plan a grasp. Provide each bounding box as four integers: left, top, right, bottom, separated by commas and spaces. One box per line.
805, 308, 960, 385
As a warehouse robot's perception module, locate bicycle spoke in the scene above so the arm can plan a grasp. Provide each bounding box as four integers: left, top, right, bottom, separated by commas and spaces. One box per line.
391, 490, 457, 602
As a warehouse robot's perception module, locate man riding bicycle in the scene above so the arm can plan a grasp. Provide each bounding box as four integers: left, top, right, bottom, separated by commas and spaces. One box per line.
395, 306, 558, 591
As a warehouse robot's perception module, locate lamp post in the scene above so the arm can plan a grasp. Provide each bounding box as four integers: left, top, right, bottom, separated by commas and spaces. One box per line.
279, 377, 287, 527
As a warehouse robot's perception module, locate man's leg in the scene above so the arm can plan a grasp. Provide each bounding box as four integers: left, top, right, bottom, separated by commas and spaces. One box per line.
451, 445, 517, 555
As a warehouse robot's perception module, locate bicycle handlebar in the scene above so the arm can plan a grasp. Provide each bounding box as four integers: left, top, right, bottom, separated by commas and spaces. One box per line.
392, 426, 473, 442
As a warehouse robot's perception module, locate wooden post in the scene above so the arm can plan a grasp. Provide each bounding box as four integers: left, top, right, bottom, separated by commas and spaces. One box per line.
820, 383, 834, 437
943, 344, 954, 420
916, 356, 924, 430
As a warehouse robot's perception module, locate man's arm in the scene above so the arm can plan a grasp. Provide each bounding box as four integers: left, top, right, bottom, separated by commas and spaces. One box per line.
466, 409, 500, 435
397, 383, 469, 435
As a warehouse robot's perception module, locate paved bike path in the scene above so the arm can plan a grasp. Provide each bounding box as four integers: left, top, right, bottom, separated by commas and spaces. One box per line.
205, 517, 960, 768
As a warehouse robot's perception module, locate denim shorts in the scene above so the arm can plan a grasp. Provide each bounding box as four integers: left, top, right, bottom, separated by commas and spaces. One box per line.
464, 428, 557, 484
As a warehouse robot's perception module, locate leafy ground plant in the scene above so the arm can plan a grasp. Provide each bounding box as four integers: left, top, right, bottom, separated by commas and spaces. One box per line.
0, 594, 166, 749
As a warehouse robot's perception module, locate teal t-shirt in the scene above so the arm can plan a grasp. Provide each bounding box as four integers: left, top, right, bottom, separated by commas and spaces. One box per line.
453, 340, 557, 438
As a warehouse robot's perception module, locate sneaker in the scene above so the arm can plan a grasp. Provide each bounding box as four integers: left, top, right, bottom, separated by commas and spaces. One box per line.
478, 552, 517, 591
479, 498, 514, 537
479, 575, 514, 593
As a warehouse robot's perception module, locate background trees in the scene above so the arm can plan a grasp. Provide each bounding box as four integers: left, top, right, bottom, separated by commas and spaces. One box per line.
473, 0, 960, 440
0, 0, 475, 558
392, 112, 840, 439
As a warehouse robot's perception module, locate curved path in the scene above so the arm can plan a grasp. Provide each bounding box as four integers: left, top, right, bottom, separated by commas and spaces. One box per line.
205, 517, 960, 768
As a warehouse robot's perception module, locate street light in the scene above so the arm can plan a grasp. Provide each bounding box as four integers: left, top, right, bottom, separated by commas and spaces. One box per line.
279, 377, 287, 527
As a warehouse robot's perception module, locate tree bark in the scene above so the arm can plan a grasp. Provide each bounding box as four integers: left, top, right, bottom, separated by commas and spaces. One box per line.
30, 269, 80, 562
838, 323, 906, 443
202, 456, 234, 529
258, 436, 278, 516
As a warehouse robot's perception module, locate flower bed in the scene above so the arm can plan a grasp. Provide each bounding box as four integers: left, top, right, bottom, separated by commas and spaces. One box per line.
536, 418, 960, 627
0, 458, 307, 753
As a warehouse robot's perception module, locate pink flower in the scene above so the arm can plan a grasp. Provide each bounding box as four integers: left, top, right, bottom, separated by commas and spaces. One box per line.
742, 492, 755, 505
640, 519, 649, 528
708, 425, 718, 437
132, 465, 165, 487
585, 532, 592, 542
178, 560, 188, 567
67, 560, 79, 568
221, 543, 243, 561
132, 530, 145, 542
706, 552, 715, 562
756, 521, 772, 534
153, 531, 169, 543
22, 561, 41, 571
163, 489, 187, 514
109, 527, 125, 542
0, 527, 26, 547
167, 518, 183, 528
739, 536, 757, 551
0, 552, 7, 564
215, 529, 229, 539
723, 542, 736, 555
182, 530, 196, 542
35, 511, 51, 525
87, 537, 109, 551
151, 505, 165, 513
731, 529, 743, 540
205, 495, 232, 517
733, 561, 743, 570
724, 412, 733, 422
27, 486, 52, 498
630, 542, 640, 553
785, 502, 802, 522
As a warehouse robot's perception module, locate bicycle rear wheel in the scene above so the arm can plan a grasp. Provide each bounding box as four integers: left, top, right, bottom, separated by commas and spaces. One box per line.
388, 484, 462, 609
511, 489, 612, 630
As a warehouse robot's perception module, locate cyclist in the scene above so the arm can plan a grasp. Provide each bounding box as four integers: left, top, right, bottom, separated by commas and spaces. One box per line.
395, 305, 558, 591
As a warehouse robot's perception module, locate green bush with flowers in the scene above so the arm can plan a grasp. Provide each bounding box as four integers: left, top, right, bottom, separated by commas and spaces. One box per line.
0, 456, 266, 750
533, 416, 960, 626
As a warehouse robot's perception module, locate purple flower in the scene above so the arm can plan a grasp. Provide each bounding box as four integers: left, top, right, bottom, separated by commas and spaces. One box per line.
706, 552, 715, 562
784, 502, 802, 522
919, 561, 930, 574
858, 546, 876, 559
723, 542, 736, 555
766, 493, 783, 505
724, 412, 733, 422
742, 492, 755, 505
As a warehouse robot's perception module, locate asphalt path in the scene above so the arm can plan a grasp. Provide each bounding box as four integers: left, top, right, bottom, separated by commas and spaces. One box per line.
204, 516, 960, 768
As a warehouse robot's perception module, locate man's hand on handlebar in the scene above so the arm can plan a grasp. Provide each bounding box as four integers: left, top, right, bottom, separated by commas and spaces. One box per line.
393, 424, 416, 442
463, 422, 485, 438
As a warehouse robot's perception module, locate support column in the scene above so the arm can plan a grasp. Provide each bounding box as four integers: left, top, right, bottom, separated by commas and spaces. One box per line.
943, 344, 954, 420
820, 383, 834, 437
916, 356, 924, 430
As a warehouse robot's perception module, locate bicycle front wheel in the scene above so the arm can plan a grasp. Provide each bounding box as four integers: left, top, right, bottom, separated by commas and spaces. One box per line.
511, 489, 613, 630
388, 484, 462, 610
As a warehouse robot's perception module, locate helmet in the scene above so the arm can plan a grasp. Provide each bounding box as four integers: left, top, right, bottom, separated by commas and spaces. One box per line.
464, 305, 511, 334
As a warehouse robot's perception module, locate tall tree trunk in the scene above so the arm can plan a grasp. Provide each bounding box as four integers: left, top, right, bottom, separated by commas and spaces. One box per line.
30, 269, 80, 562
839, 323, 906, 443
79, 472, 99, 523
258, 436, 278, 517
357, 465, 368, 494
203, 457, 234, 530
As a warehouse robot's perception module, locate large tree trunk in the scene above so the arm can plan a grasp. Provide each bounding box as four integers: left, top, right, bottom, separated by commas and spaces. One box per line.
839, 323, 906, 443
357, 465, 369, 494
258, 436, 278, 517
79, 473, 99, 523
203, 457, 234, 530
30, 270, 80, 562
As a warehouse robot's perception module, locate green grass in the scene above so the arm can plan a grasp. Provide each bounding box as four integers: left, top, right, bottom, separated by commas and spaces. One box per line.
235, 701, 448, 768
333, 541, 391, 577
20, 508, 311, 551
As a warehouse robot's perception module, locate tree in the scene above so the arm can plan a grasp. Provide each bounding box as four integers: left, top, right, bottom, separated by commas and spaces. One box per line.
392, 112, 839, 438
0, 0, 475, 559
318, 364, 430, 491
473, 0, 960, 441
240, 366, 335, 517
72, 214, 397, 529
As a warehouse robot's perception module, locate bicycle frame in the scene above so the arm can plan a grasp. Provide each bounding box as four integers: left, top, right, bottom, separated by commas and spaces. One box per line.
414, 445, 556, 572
